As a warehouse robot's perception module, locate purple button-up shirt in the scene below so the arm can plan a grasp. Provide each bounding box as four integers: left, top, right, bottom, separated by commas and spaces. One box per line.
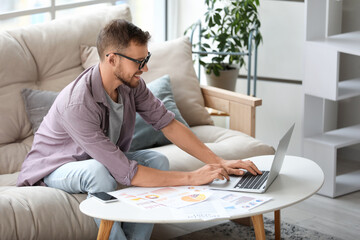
17, 64, 175, 187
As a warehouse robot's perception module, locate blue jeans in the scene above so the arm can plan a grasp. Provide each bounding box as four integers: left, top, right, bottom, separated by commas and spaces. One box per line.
44, 150, 169, 240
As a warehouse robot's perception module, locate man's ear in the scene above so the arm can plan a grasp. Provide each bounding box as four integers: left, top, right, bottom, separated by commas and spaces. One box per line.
107, 54, 116, 66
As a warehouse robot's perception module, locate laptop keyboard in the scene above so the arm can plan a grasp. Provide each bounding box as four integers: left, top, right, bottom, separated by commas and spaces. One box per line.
234, 171, 270, 190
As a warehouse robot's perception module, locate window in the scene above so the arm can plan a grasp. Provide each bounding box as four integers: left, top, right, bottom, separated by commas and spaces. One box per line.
0, 0, 166, 42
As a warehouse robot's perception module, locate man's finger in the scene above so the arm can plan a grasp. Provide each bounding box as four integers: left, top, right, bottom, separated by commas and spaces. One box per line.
228, 168, 244, 176
243, 160, 262, 175
221, 168, 230, 181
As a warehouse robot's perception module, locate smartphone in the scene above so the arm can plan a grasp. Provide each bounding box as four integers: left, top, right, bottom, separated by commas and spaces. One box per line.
91, 192, 118, 203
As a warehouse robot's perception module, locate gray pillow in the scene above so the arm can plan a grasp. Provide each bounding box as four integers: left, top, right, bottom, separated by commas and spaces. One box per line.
130, 75, 189, 151
21, 75, 188, 149
21, 88, 59, 134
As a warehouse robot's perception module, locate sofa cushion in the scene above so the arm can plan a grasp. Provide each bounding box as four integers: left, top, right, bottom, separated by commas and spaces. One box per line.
0, 186, 96, 239
0, 136, 34, 175
130, 75, 189, 151
21, 89, 59, 134
152, 125, 275, 171
80, 37, 214, 127
0, 172, 19, 186
144, 37, 214, 127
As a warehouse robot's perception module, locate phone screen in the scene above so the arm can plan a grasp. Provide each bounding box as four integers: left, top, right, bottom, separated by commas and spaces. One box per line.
92, 192, 118, 203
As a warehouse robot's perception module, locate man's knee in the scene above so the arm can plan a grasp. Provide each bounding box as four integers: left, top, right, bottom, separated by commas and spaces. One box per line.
149, 153, 170, 171
85, 160, 117, 193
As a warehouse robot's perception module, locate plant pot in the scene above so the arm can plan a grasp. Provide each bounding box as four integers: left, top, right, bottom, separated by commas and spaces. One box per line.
205, 65, 239, 91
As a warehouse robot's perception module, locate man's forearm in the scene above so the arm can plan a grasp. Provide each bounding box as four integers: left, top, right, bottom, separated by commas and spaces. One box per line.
161, 120, 223, 165
131, 163, 229, 187
130, 165, 192, 187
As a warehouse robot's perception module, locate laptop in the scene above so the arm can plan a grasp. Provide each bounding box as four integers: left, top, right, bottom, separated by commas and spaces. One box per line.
209, 124, 295, 193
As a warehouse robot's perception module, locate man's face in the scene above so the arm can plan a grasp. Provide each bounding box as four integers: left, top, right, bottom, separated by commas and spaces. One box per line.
112, 41, 149, 88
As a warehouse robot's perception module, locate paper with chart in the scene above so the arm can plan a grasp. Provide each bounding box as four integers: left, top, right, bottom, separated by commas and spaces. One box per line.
109, 186, 272, 220
109, 186, 212, 210
171, 200, 230, 221
171, 190, 272, 220
217, 192, 272, 211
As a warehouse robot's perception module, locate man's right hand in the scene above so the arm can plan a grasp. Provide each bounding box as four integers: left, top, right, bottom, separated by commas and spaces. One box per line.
131, 164, 230, 187
189, 164, 230, 185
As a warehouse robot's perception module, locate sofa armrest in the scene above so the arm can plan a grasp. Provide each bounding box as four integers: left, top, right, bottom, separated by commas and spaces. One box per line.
200, 85, 262, 137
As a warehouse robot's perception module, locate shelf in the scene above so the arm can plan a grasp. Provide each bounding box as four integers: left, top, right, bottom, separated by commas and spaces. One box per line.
309, 31, 360, 56
304, 0, 360, 198
304, 124, 360, 148
338, 78, 360, 100
335, 170, 360, 197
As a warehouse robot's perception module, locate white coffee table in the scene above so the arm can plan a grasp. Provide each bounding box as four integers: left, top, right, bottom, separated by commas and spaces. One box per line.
80, 155, 324, 240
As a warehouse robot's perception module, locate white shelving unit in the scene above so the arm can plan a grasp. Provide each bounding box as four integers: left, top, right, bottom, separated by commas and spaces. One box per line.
303, 0, 360, 198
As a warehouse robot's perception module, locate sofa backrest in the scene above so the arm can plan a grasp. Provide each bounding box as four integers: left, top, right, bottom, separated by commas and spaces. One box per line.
0, 5, 131, 174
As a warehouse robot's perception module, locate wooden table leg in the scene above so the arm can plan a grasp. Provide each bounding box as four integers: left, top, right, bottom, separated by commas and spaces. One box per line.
275, 210, 281, 240
251, 214, 265, 240
97, 219, 114, 240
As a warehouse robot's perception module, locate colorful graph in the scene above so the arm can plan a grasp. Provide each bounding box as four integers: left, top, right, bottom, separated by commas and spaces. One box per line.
145, 194, 160, 199
181, 193, 207, 202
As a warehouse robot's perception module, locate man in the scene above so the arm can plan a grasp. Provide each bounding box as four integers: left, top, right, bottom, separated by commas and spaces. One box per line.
17, 19, 261, 240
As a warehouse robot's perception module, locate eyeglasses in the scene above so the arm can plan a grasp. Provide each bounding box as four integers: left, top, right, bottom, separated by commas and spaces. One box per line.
106, 52, 151, 70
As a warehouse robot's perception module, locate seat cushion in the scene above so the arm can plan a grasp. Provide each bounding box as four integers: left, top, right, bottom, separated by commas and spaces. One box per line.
151, 125, 275, 171
0, 186, 96, 240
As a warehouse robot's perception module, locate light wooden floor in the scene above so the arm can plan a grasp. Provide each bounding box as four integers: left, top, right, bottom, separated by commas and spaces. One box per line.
151, 190, 360, 240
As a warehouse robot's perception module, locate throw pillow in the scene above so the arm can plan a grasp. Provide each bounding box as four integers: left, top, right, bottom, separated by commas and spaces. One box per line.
80, 45, 100, 70
79, 37, 214, 127
130, 75, 189, 151
21, 88, 59, 134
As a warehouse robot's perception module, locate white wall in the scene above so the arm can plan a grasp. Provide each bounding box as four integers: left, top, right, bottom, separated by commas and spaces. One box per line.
175, 0, 305, 156
256, 1, 304, 81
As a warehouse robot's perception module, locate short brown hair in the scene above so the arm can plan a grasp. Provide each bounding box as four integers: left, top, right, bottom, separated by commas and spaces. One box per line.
96, 19, 151, 61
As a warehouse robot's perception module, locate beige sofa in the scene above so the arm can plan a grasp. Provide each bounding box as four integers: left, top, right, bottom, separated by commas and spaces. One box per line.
0, 4, 274, 240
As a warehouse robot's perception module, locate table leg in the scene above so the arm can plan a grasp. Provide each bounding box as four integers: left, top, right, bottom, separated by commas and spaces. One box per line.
251, 214, 265, 240
275, 210, 281, 240
97, 219, 114, 240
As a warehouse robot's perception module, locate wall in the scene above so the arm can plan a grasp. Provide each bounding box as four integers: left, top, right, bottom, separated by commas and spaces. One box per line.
175, 0, 305, 155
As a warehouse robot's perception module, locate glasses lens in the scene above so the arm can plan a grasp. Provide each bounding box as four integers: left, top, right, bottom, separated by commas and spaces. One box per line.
139, 53, 151, 70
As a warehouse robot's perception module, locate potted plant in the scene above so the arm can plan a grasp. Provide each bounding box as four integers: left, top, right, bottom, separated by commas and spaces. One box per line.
186, 0, 262, 91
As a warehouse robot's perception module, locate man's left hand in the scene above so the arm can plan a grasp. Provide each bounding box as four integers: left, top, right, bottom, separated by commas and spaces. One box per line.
220, 159, 262, 176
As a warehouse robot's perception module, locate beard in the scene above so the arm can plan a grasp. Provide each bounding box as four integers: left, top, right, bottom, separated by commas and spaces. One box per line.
114, 71, 141, 88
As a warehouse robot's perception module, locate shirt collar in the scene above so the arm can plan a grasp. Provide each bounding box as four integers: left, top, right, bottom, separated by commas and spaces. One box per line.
91, 64, 109, 107
91, 64, 131, 107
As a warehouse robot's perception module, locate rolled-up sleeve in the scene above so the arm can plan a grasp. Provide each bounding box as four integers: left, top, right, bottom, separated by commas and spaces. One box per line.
61, 103, 137, 186
134, 79, 175, 130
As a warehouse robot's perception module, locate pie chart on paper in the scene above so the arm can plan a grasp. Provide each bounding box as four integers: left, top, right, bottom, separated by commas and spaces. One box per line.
145, 194, 160, 199
181, 193, 207, 202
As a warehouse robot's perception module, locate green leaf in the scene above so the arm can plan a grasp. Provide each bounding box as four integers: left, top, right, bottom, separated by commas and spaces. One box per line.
214, 13, 221, 25
209, 17, 215, 27
224, 6, 229, 15
202, 43, 211, 49
213, 67, 220, 76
